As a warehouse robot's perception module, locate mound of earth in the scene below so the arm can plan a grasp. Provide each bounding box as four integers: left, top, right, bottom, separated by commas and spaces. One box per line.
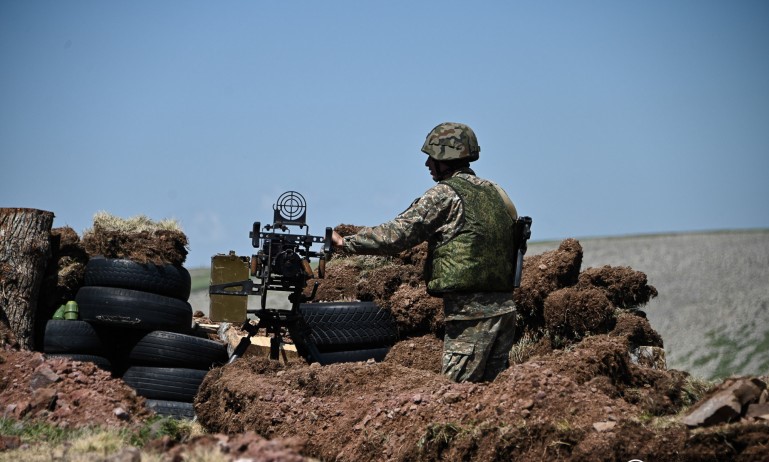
0, 347, 150, 429
190, 234, 768, 461
195, 335, 768, 461
3, 232, 768, 461
0, 346, 314, 461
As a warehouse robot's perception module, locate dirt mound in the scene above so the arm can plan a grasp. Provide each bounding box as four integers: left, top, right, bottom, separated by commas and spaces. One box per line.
576, 265, 659, 309
189, 235, 768, 460
383, 334, 443, 374
194, 334, 768, 461
4, 232, 767, 461
0, 347, 150, 429
515, 238, 584, 323
189, 236, 769, 460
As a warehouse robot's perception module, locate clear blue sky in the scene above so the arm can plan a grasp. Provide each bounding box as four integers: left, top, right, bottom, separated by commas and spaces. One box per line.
2, 1, 768, 268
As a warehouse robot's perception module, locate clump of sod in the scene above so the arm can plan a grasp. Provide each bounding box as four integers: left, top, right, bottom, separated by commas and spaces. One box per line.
82, 212, 189, 266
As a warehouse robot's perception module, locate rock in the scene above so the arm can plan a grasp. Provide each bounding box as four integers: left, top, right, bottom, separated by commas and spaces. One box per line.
113, 407, 130, 421
29, 366, 60, 389
217, 322, 231, 343
746, 403, 769, 421
443, 391, 462, 404
630, 346, 666, 370
593, 421, 616, 432
681, 377, 766, 427
30, 388, 57, 413
734, 377, 766, 402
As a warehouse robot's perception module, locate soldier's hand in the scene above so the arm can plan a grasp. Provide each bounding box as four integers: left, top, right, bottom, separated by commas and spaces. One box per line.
331, 231, 345, 250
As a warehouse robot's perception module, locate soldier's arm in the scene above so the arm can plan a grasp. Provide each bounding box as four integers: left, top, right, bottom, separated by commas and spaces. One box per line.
341, 185, 458, 255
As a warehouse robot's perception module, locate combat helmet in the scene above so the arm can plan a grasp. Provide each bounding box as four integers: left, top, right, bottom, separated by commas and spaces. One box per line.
421, 122, 480, 162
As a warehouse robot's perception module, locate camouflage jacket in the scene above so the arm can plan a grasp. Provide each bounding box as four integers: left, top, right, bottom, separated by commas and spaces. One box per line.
341, 168, 517, 320
341, 168, 473, 255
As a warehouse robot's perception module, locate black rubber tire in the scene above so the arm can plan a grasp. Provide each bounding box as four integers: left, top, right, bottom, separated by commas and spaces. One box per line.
122, 366, 208, 402
44, 353, 112, 371
145, 399, 195, 420
43, 320, 104, 354
76, 286, 192, 333
315, 346, 390, 366
128, 331, 228, 369
85, 257, 191, 301
297, 301, 398, 349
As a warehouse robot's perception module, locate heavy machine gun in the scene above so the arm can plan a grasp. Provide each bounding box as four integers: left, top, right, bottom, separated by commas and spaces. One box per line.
208, 191, 332, 362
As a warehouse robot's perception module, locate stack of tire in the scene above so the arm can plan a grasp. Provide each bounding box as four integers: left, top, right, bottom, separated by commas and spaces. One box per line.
42, 257, 228, 420
294, 301, 398, 365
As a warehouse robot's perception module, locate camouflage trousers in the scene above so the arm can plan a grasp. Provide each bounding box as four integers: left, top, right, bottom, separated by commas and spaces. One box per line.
441, 310, 517, 383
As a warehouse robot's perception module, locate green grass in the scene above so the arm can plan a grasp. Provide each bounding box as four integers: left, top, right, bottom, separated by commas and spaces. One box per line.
690, 324, 769, 380
189, 267, 211, 292
0, 418, 75, 446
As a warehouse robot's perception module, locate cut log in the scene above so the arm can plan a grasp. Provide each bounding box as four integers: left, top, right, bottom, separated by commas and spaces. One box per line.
221, 325, 299, 362
0, 208, 55, 349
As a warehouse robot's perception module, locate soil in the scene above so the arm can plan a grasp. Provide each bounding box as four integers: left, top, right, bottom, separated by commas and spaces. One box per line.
1, 228, 768, 461
0, 348, 150, 429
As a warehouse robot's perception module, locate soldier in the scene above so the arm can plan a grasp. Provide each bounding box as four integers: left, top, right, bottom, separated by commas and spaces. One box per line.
332, 122, 520, 383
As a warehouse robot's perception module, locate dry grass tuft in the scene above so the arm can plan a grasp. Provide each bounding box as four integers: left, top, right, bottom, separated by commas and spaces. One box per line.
88, 211, 182, 234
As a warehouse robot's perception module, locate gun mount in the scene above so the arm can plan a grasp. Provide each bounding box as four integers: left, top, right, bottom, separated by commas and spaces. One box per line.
209, 191, 332, 362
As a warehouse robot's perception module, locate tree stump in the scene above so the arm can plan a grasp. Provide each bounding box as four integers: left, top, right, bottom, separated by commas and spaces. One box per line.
0, 208, 55, 350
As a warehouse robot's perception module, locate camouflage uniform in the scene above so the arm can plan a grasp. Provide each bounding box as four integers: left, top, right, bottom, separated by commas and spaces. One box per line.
442, 292, 517, 382
341, 165, 518, 383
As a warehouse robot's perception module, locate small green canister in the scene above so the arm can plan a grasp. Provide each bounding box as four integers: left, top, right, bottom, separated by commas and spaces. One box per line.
52, 305, 66, 320
63, 300, 79, 320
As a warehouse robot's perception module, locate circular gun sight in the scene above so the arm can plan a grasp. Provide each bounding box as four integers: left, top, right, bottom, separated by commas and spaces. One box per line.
273, 191, 307, 227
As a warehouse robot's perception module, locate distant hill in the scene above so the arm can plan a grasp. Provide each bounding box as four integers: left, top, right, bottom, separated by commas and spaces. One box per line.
188, 229, 769, 380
